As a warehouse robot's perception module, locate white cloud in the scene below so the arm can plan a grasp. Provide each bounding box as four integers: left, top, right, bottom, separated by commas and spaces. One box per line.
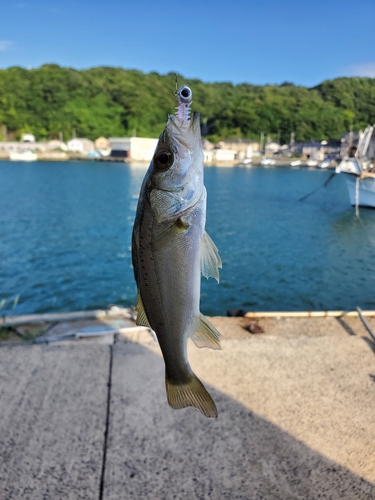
0, 41, 13, 52
346, 63, 375, 78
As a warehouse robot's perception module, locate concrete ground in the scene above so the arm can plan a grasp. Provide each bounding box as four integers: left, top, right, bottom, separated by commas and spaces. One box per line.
0, 315, 374, 499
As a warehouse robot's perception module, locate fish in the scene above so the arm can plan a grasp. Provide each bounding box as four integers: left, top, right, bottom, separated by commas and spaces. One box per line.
131, 85, 222, 418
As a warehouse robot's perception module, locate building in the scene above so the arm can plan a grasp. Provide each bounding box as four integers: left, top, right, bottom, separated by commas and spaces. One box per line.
95, 137, 110, 150
212, 148, 237, 162
108, 137, 158, 161
94, 137, 111, 157
216, 139, 259, 159
265, 142, 280, 155
291, 141, 340, 160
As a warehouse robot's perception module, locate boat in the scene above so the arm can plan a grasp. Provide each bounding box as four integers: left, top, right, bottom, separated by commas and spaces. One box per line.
306, 159, 318, 167
9, 150, 38, 161
318, 159, 331, 169
260, 157, 275, 166
237, 157, 252, 167
335, 125, 375, 208
290, 160, 301, 167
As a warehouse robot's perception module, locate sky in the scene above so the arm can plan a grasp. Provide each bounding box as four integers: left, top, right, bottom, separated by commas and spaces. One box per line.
0, 0, 375, 87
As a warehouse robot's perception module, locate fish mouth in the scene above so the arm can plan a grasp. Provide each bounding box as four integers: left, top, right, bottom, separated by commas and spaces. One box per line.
167, 111, 201, 138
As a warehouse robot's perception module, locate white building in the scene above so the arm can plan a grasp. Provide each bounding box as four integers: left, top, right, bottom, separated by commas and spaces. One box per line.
109, 137, 158, 161
212, 148, 237, 162
203, 150, 213, 163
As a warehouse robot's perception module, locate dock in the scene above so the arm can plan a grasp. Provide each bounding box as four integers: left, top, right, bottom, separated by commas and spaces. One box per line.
0, 310, 374, 499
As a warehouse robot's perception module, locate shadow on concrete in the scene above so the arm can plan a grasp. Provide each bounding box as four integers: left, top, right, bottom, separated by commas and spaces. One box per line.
104, 340, 375, 500
335, 316, 356, 336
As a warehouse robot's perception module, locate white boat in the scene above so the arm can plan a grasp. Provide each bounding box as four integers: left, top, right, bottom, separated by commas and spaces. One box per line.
336, 125, 375, 208
290, 160, 301, 167
341, 172, 375, 207
306, 159, 318, 167
260, 157, 275, 166
9, 150, 38, 161
237, 157, 252, 167
319, 159, 331, 169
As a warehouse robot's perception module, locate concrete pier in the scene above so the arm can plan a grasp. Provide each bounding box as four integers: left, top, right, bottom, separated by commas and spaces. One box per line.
0, 314, 374, 499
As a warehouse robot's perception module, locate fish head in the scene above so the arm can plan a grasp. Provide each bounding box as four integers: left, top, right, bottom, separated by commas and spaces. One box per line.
148, 111, 204, 222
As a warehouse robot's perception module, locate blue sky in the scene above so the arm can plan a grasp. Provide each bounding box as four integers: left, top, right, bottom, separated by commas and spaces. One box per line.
0, 0, 374, 87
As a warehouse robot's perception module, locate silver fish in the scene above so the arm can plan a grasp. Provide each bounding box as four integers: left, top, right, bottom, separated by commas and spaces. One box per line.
132, 85, 222, 418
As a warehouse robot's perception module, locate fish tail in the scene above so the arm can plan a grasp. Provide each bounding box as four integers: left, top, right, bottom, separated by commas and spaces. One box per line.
166, 373, 218, 418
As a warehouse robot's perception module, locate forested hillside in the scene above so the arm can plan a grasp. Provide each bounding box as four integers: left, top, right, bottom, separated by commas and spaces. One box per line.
0, 64, 374, 144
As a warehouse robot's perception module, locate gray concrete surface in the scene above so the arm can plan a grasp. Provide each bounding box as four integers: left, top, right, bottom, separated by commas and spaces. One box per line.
0, 344, 110, 499
0, 316, 374, 499
104, 335, 375, 500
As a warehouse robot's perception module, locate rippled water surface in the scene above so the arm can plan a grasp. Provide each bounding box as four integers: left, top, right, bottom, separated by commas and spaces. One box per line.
1, 161, 374, 316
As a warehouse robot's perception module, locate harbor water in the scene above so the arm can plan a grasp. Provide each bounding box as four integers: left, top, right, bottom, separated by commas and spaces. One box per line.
1, 160, 374, 316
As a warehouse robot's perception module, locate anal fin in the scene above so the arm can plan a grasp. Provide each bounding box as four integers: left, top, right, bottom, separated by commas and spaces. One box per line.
191, 314, 221, 350
135, 292, 151, 328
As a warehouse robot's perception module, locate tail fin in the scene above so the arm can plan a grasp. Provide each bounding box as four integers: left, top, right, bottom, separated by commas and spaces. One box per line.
166, 374, 218, 418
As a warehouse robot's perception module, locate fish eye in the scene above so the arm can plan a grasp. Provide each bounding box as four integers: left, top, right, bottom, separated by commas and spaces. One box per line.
154, 149, 174, 169
178, 85, 192, 104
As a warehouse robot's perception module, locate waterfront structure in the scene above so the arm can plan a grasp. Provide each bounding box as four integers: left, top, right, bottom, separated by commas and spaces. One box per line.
94, 137, 111, 156
265, 142, 280, 156
0, 141, 44, 153
290, 141, 340, 160
212, 148, 237, 162
46, 140, 68, 151
216, 139, 259, 160
108, 137, 158, 161
67, 138, 95, 155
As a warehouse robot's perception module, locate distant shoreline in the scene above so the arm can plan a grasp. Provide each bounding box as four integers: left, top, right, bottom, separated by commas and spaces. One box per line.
0, 155, 333, 169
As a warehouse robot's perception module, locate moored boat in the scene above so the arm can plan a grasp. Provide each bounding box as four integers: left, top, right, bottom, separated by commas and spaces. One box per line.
9, 150, 38, 161
336, 125, 375, 208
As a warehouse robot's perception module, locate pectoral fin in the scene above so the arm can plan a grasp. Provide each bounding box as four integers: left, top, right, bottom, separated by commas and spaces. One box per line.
200, 231, 222, 282
135, 292, 151, 328
191, 313, 221, 350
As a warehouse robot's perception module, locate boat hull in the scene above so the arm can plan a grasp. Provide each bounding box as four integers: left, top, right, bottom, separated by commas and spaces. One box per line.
343, 173, 375, 208
9, 151, 37, 161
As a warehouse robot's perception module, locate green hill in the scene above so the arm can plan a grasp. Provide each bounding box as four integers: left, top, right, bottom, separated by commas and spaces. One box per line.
0, 64, 374, 144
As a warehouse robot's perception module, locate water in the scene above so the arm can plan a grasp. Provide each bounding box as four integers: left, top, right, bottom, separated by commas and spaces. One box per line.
1, 161, 374, 316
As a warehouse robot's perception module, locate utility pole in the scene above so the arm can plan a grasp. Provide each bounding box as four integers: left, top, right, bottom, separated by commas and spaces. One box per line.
349, 124, 353, 148
260, 132, 264, 153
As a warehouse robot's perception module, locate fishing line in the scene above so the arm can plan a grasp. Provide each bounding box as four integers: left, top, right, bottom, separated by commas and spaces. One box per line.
298, 172, 335, 202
